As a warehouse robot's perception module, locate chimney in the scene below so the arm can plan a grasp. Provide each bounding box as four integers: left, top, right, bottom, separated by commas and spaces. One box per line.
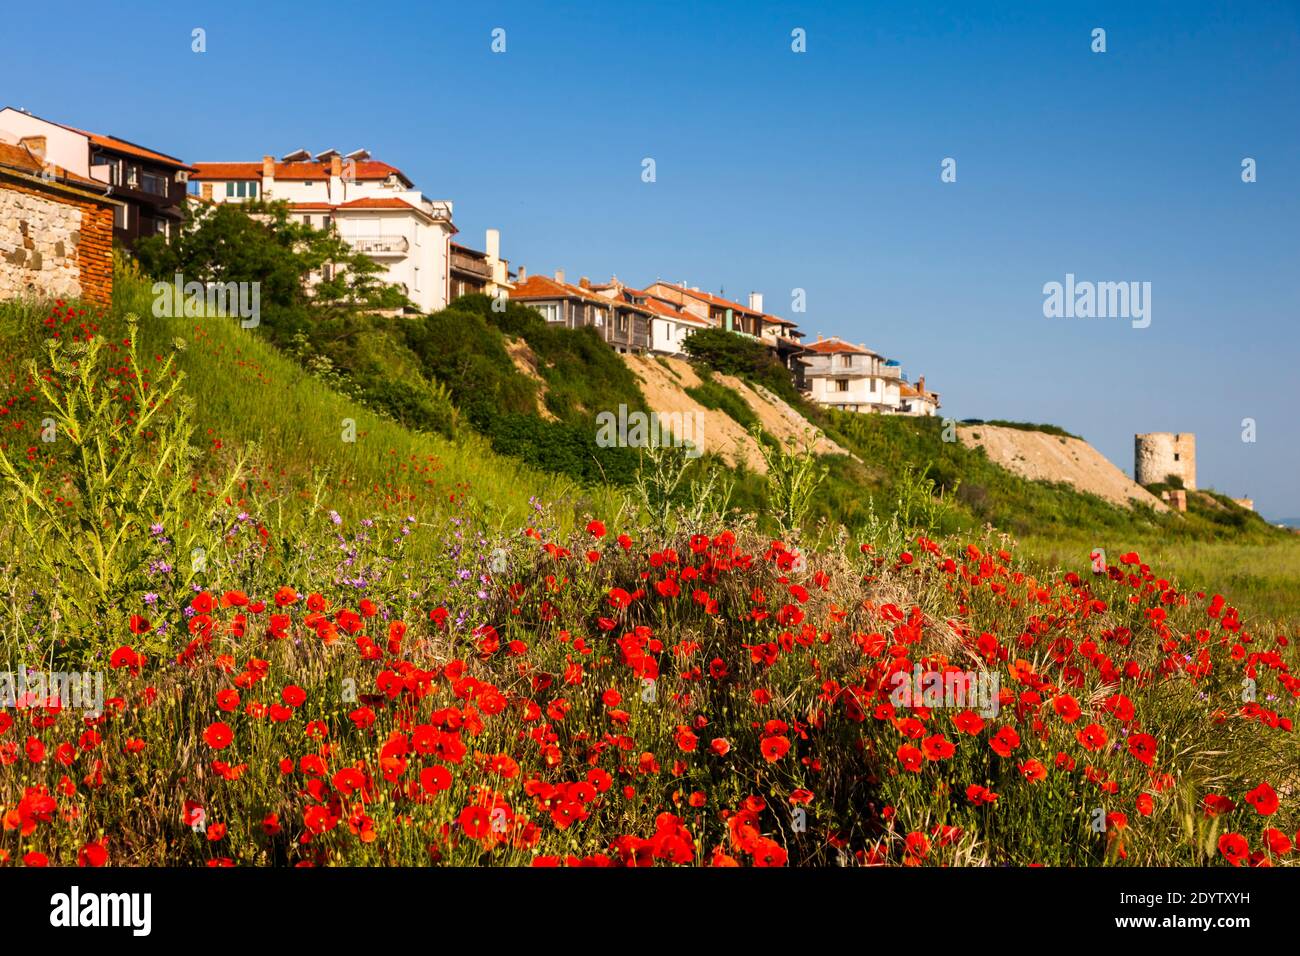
554, 269, 565, 283
201, 182, 213, 201
518, 265, 527, 281
19, 135, 46, 163
330, 155, 342, 177
261, 155, 275, 197
748, 291, 763, 313
917, 376, 925, 393
485, 228, 502, 285
579, 276, 591, 289
816, 333, 823, 342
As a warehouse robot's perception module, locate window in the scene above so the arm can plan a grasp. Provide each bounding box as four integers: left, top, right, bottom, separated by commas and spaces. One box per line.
618, 313, 627, 332
413, 266, 420, 292
249, 181, 258, 198
113, 204, 129, 229
226, 182, 236, 198
537, 303, 561, 323
1173, 453, 1180, 462
835, 379, 849, 392
141, 171, 169, 196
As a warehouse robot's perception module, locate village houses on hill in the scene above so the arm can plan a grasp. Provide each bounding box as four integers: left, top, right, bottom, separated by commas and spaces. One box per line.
0, 112, 940, 416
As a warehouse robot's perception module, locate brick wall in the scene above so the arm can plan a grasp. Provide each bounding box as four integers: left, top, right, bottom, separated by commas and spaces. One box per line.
0, 174, 115, 307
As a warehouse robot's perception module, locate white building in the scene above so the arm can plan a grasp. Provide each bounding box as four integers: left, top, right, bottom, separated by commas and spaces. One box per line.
191, 150, 456, 313
898, 377, 941, 416
799, 336, 941, 416
799, 336, 895, 412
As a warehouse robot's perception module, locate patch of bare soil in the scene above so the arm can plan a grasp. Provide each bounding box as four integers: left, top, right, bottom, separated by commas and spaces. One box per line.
505, 338, 558, 421
959, 425, 1168, 512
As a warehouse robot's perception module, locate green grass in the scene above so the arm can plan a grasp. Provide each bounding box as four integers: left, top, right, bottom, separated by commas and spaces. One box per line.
0, 275, 621, 540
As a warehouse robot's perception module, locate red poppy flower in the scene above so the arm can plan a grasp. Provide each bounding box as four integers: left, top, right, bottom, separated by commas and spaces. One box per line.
1052, 695, 1081, 723
586, 520, 606, 538
953, 710, 984, 735
202, 722, 233, 749
710, 738, 731, 757
897, 744, 923, 772
922, 734, 955, 761
1263, 829, 1292, 857
1245, 782, 1279, 816
1076, 723, 1107, 752
78, 842, 108, 867
760, 736, 790, 763
1127, 733, 1157, 766
1218, 833, 1249, 866
989, 725, 1020, 758
1018, 759, 1047, 782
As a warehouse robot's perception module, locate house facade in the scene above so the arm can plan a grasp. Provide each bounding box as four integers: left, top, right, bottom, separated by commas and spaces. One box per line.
0, 138, 119, 306
509, 272, 650, 352
0, 107, 193, 249
590, 278, 709, 355
898, 376, 941, 416
190, 150, 456, 313
799, 336, 898, 413
450, 229, 513, 300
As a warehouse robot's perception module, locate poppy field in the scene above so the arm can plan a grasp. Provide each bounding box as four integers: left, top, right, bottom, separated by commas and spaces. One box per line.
0, 300, 1297, 868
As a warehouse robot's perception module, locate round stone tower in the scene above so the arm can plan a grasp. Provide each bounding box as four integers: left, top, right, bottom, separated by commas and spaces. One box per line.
1135, 432, 1196, 490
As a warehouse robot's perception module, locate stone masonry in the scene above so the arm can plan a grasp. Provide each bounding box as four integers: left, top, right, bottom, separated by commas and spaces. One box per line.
0, 166, 115, 307
1135, 432, 1196, 490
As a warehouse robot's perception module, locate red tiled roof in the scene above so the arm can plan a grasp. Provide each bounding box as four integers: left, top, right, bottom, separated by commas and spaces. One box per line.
626, 288, 711, 326
63, 127, 195, 170
191, 160, 409, 183
652, 282, 764, 317
336, 197, 419, 210
510, 274, 610, 305
801, 337, 876, 356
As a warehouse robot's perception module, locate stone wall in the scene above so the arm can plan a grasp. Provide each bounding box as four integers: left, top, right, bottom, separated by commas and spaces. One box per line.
1135, 432, 1197, 490
0, 175, 114, 306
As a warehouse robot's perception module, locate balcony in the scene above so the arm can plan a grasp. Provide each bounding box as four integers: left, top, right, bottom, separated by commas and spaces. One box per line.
348, 236, 409, 256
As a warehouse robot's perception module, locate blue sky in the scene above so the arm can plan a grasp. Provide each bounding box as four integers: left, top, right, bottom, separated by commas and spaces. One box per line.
4, 0, 1298, 518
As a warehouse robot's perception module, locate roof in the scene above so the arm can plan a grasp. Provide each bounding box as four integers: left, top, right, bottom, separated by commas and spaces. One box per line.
651, 281, 764, 318
69, 127, 195, 171
627, 288, 711, 326
0, 140, 107, 191
801, 337, 877, 356
510, 274, 612, 305
191, 159, 410, 185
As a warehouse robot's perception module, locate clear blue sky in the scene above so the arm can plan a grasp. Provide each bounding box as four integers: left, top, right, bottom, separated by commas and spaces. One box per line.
4, 1, 1297, 518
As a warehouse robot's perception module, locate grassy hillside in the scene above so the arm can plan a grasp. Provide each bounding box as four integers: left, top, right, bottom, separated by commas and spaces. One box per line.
0, 275, 621, 544
3, 267, 1293, 620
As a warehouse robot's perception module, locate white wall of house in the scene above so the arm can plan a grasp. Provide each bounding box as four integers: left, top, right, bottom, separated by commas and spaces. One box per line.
651, 316, 703, 354
0, 110, 90, 175
197, 162, 453, 313
330, 209, 450, 313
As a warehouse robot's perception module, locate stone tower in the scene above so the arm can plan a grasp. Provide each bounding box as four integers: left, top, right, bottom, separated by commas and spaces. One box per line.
1134, 432, 1196, 490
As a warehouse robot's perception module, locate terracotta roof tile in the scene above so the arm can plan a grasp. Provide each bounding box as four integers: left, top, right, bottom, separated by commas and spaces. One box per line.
191, 160, 409, 184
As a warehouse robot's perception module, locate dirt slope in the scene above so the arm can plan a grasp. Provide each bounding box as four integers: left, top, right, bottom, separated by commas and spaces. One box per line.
621, 355, 845, 471
959, 425, 1167, 512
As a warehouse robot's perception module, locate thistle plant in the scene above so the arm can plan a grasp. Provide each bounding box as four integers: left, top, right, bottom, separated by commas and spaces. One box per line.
0, 317, 239, 661
751, 424, 827, 536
